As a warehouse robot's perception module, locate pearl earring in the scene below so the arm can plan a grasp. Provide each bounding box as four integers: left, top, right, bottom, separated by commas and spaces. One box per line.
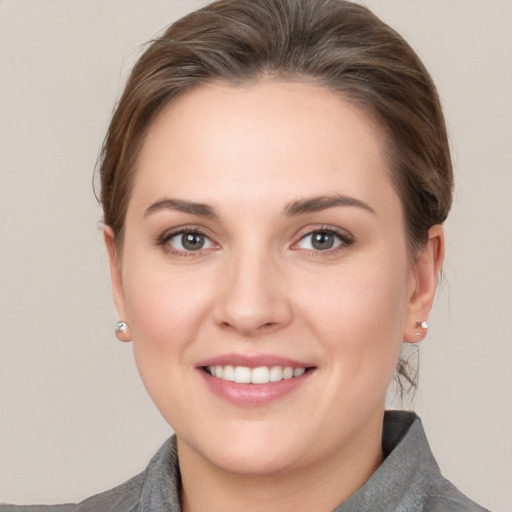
115, 321, 128, 333
415, 321, 429, 336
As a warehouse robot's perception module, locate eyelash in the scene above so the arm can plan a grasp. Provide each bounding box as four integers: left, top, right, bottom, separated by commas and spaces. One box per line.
157, 226, 354, 257
158, 227, 216, 257
293, 226, 354, 255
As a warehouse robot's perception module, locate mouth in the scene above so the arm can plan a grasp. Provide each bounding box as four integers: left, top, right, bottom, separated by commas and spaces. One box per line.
197, 354, 316, 405
202, 365, 311, 384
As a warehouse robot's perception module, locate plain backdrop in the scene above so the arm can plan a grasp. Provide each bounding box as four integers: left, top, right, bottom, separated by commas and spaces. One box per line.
1, 1, 511, 510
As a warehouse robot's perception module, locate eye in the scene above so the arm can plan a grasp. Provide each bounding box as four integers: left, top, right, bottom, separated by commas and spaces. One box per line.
164, 230, 216, 253
295, 229, 352, 252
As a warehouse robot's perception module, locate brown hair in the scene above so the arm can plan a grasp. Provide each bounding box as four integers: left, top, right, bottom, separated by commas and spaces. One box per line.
98, 0, 453, 390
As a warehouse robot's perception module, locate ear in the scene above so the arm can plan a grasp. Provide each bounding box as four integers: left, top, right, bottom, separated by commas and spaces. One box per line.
104, 226, 131, 342
403, 224, 445, 343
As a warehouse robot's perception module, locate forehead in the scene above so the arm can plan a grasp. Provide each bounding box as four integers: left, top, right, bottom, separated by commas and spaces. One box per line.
131, 80, 399, 218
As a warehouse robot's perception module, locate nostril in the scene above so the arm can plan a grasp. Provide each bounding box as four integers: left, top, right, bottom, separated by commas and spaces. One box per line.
219, 320, 276, 331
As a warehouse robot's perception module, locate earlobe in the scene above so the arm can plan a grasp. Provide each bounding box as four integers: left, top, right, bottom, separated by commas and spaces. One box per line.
104, 227, 130, 340
115, 320, 131, 343
403, 225, 445, 343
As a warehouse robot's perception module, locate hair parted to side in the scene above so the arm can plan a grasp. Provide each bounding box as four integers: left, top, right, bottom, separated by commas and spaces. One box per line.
97, 0, 453, 391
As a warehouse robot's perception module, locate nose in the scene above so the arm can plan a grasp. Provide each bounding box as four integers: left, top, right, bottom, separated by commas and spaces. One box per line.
213, 250, 293, 336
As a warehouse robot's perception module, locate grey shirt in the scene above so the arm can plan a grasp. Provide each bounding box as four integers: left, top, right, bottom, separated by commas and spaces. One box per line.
1, 411, 490, 511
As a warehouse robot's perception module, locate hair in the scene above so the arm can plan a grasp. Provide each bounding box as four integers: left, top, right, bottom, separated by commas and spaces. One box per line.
97, 0, 453, 391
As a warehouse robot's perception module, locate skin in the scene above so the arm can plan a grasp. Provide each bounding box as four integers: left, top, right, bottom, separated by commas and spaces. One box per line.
105, 80, 444, 512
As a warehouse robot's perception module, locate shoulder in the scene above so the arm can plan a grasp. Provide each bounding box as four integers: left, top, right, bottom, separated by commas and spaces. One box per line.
421, 477, 491, 512
3, 472, 145, 511
0, 471, 144, 512
0, 437, 179, 512
379, 411, 491, 512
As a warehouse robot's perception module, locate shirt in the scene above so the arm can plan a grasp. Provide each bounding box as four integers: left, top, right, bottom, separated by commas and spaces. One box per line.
1, 411, 490, 511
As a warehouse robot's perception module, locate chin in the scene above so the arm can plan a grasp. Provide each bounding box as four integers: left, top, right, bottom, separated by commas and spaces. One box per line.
207, 446, 302, 477
177, 423, 312, 477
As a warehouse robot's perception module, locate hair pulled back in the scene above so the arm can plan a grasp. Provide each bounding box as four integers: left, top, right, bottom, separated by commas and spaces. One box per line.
99, 0, 452, 253
98, 0, 453, 392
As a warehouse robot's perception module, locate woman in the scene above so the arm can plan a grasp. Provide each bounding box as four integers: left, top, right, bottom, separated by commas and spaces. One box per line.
1, 0, 492, 510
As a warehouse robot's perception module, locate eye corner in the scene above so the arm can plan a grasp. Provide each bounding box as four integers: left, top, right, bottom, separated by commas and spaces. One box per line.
291, 226, 354, 254
157, 226, 220, 256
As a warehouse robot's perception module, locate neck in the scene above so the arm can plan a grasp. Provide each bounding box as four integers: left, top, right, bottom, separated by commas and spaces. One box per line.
178, 413, 384, 512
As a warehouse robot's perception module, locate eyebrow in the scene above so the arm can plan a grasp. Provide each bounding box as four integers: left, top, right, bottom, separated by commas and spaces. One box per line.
144, 197, 218, 218
144, 193, 375, 219
283, 194, 376, 216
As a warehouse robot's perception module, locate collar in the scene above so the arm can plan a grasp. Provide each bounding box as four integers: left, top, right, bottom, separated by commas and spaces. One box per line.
333, 411, 439, 511
136, 411, 463, 512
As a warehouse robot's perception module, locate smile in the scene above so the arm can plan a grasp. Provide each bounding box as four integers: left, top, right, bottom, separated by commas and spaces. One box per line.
205, 365, 306, 384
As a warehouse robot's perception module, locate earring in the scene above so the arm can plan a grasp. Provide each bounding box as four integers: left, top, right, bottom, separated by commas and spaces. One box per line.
115, 321, 131, 342
115, 321, 128, 333
415, 321, 429, 336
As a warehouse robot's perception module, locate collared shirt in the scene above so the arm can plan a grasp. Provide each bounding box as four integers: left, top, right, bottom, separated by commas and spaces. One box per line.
1, 411, 490, 511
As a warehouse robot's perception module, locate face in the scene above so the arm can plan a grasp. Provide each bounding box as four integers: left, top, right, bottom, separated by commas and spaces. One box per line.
107, 81, 437, 477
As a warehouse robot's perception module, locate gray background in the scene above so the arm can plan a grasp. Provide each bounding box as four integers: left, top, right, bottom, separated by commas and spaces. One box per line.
0, 1, 511, 510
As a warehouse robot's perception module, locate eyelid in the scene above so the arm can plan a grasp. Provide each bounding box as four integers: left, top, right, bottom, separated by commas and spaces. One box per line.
291, 225, 354, 252
156, 224, 353, 256
157, 225, 220, 255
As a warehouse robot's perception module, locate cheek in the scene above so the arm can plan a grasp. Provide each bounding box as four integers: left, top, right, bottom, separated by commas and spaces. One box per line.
299, 253, 410, 376
121, 269, 213, 416
124, 273, 209, 346
120, 253, 214, 374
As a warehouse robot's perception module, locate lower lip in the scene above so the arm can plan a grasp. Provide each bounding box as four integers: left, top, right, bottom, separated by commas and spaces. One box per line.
199, 369, 313, 406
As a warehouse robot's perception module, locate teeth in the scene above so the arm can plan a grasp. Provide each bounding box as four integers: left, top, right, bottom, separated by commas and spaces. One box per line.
234, 366, 252, 383
269, 366, 283, 382
206, 365, 307, 384
283, 367, 293, 379
293, 367, 305, 377
223, 365, 235, 381
252, 366, 270, 384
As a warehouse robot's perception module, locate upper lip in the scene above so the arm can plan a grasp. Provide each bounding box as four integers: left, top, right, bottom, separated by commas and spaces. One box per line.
196, 353, 314, 369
